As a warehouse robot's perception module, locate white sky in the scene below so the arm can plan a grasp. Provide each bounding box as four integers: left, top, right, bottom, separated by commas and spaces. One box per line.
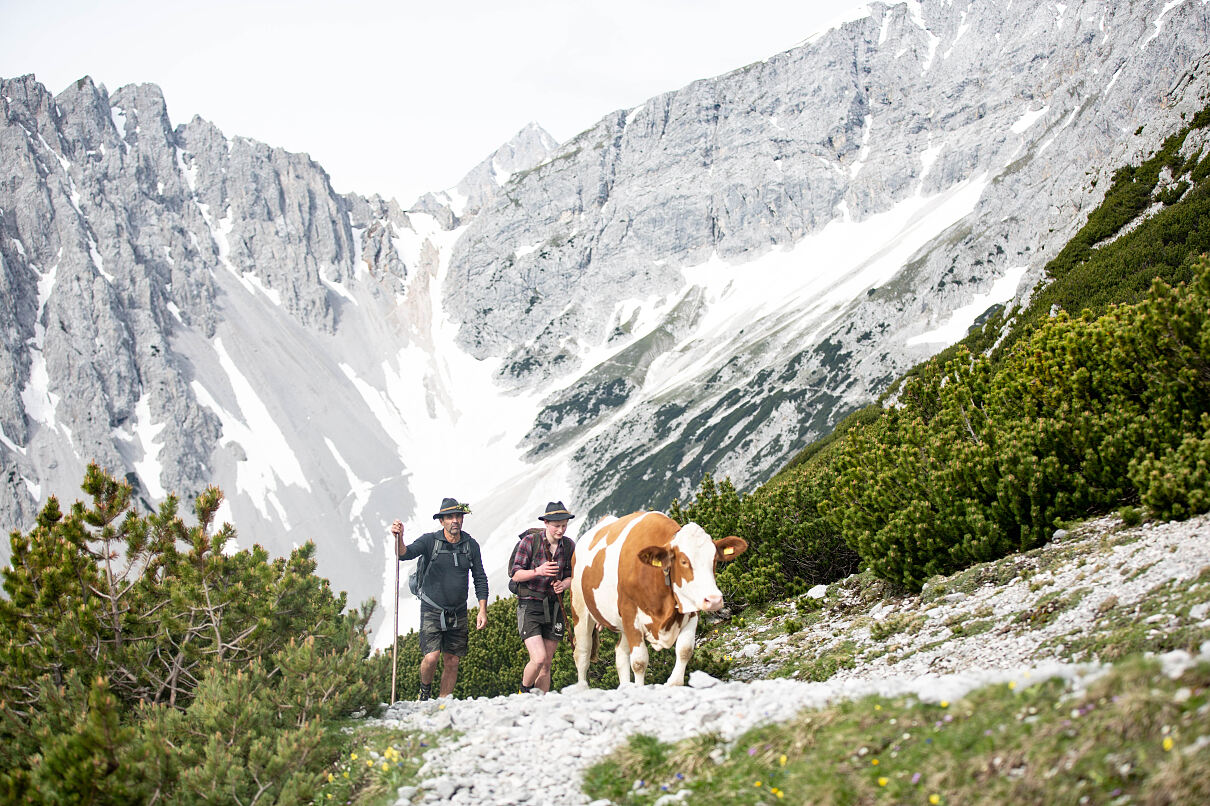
0, 0, 871, 205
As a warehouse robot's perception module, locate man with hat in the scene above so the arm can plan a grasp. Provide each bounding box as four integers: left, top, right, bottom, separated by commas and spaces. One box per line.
510, 501, 576, 693
391, 497, 488, 700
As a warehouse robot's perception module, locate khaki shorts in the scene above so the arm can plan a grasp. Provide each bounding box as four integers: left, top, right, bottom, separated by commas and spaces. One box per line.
419, 606, 469, 656
517, 597, 566, 642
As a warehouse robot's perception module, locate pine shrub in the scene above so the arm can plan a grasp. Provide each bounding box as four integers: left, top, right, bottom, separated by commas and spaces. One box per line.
0, 466, 379, 803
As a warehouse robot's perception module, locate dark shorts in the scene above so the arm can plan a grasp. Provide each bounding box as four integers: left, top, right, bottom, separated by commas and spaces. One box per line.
419, 606, 469, 656
517, 597, 566, 642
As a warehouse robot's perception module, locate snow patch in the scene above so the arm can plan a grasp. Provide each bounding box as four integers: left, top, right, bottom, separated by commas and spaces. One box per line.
906, 264, 1028, 346
1142, 0, 1186, 49
918, 140, 943, 184
0, 425, 25, 456
89, 238, 114, 282
1011, 104, 1048, 134
906, 0, 941, 71
132, 394, 167, 499
190, 337, 310, 525
21, 260, 60, 430
177, 148, 198, 193
324, 437, 374, 522
110, 105, 127, 137
849, 114, 873, 179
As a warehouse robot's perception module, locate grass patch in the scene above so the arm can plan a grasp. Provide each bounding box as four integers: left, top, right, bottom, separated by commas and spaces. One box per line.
313, 725, 434, 805
870, 612, 927, 642
1009, 588, 1090, 631
583, 657, 1210, 805
772, 640, 859, 682
1042, 570, 1210, 663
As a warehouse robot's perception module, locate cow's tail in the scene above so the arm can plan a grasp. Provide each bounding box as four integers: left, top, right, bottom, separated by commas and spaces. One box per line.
590, 624, 600, 663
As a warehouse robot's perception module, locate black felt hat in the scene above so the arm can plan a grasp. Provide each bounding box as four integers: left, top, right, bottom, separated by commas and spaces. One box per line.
538, 501, 575, 521
432, 497, 471, 519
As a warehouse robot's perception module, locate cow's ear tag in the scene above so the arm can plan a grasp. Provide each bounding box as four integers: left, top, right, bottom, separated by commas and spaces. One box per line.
651, 559, 662, 567
723, 547, 734, 556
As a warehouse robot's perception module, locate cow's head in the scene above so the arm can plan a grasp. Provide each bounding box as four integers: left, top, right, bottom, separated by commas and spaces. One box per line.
637, 523, 748, 613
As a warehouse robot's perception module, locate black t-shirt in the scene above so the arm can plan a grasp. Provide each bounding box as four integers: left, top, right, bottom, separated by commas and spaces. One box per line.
403, 530, 489, 611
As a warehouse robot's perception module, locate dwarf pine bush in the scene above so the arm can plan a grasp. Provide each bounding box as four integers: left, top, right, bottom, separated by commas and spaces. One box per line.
828, 258, 1210, 589
0, 465, 378, 803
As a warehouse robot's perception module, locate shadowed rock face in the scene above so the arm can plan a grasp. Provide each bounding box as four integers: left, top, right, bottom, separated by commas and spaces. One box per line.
1, 0, 1208, 628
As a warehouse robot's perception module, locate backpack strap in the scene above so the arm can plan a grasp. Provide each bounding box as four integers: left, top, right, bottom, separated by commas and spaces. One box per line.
518, 532, 574, 600
416, 536, 471, 614
514, 529, 543, 599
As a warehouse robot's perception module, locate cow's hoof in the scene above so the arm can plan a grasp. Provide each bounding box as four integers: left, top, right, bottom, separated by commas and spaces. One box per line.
562, 682, 589, 693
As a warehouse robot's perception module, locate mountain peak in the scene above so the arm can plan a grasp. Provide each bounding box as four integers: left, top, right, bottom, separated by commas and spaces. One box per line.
445, 122, 560, 216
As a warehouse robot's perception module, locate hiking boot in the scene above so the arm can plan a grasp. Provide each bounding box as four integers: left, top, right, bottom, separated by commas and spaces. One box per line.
518, 684, 533, 694
418, 683, 433, 701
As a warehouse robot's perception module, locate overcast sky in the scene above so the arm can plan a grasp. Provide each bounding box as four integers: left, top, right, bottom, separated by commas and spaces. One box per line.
1, 0, 871, 204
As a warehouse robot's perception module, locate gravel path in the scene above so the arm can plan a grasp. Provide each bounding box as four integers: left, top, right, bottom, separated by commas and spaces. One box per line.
373, 513, 1210, 805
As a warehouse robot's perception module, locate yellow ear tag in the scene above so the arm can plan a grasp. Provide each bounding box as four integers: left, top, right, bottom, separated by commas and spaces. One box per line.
723, 547, 734, 555
651, 560, 662, 567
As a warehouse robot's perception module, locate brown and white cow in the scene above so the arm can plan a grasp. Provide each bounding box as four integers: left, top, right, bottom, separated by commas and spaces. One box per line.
569, 511, 747, 687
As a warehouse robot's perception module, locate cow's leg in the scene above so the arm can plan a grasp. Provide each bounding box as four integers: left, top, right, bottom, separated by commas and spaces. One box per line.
667, 613, 699, 686
572, 610, 595, 689
614, 632, 632, 685
630, 639, 650, 686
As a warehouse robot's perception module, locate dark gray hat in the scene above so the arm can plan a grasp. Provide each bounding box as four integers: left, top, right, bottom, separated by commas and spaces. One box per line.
538, 501, 575, 521
433, 497, 471, 519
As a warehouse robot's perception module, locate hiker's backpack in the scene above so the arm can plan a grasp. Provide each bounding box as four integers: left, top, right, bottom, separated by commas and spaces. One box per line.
409, 536, 470, 601
508, 528, 573, 596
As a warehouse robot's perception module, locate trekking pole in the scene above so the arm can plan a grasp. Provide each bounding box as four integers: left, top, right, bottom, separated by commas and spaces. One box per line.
391, 530, 400, 704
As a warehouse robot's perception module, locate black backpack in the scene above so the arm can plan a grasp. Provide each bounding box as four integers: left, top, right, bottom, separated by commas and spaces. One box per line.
508, 528, 572, 596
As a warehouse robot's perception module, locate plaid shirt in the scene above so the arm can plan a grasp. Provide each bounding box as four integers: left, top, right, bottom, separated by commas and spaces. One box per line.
510, 530, 571, 599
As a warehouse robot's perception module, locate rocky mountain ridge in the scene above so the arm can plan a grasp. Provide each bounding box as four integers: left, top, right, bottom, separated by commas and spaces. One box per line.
2, 0, 1208, 639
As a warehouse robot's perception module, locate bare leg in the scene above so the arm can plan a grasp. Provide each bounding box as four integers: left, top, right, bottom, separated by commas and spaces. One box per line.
535, 637, 559, 691
438, 652, 460, 697
522, 634, 549, 689
419, 650, 441, 685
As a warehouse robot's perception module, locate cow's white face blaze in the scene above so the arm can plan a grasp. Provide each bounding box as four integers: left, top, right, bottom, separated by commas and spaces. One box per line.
668, 523, 727, 612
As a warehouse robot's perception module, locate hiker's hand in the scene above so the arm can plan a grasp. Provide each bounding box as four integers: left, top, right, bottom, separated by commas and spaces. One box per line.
391, 520, 405, 557
536, 560, 559, 578
552, 578, 570, 594
475, 608, 487, 630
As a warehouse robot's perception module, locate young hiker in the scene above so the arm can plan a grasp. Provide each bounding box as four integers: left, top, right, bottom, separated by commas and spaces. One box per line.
510, 501, 575, 693
391, 497, 488, 700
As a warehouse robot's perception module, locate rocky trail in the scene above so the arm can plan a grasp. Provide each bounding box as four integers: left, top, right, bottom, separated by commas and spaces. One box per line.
370, 512, 1210, 805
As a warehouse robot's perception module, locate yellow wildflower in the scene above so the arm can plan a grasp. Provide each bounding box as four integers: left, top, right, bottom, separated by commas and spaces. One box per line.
929, 795, 941, 804
878, 777, 888, 786
1163, 737, 1174, 752
779, 754, 787, 767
